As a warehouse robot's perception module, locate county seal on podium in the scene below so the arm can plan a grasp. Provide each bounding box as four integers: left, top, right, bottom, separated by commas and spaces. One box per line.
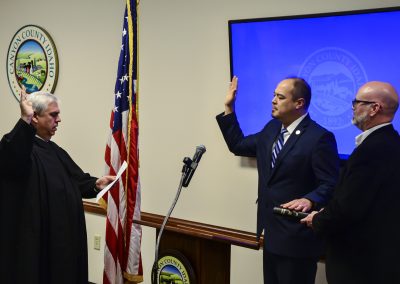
157, 250, 196, 284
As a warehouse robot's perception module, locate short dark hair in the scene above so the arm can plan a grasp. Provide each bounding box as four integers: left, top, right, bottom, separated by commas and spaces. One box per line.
286, 77, 311, 110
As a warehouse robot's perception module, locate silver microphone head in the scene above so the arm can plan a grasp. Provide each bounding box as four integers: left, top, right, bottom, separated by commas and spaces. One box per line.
196, 144, 206, 153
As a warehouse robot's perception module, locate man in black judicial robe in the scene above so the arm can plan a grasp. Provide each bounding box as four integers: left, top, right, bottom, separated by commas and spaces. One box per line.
0, 91, 115, 284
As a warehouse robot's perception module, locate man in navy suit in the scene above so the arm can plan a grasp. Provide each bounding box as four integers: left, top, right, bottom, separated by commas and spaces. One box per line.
302, 81, 400, 284
216, 76, 339, 284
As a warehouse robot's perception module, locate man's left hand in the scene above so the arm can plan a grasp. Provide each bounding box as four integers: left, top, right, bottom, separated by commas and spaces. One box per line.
281, 198, 313, 212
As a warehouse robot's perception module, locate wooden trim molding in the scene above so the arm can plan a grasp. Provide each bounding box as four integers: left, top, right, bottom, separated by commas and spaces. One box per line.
83, 200, 263, 250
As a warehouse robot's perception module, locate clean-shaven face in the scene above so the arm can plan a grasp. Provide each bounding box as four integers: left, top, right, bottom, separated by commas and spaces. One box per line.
35, 102, 61, 141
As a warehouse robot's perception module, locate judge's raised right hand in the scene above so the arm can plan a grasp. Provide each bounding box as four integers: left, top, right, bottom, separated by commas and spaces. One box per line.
224, 76, 238, 115
19, 86, 34, 124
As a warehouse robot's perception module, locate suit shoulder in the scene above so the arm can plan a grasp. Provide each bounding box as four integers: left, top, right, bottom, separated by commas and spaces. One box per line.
362, 127, 400, 151
307, 119, 334, 137
262, 118, 280, 130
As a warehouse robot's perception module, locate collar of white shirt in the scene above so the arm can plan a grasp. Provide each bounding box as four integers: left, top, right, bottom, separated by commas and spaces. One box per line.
281, 113, 308, 143
354, 122, 391, 147
35, 134, 49, 142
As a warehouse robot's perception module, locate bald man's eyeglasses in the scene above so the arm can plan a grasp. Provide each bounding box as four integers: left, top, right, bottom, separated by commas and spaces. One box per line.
351, 99, 377, 107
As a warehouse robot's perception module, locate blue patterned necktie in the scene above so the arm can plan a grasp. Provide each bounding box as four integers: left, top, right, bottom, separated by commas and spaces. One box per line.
271, 128, 288, 168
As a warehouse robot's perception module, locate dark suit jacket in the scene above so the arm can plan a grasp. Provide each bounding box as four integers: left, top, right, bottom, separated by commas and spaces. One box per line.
313, 124, 400, 283
217, 113, 339, 258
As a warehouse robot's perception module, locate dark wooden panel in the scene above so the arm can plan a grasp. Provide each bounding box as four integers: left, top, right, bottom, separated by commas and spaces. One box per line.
159, 230, 230, 284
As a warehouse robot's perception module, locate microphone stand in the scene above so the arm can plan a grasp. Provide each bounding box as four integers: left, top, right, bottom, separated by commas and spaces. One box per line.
151, 157, 194, 284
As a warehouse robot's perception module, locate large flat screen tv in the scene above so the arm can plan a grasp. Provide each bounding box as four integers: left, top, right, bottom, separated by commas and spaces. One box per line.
229, 7, 400, 157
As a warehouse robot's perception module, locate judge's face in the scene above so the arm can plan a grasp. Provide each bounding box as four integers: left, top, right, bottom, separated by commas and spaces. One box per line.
33, 102, 61, 141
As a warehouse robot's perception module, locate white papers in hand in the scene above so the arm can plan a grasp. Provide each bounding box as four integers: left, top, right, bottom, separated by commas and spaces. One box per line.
96, 161, 127, 202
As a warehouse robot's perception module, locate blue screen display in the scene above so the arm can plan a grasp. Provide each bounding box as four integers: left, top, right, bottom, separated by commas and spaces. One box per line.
229, 8, 400, 156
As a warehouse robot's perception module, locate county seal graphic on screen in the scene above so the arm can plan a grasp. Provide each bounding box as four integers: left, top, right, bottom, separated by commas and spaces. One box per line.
298, 47, 368, 130
7, 25, 59, 100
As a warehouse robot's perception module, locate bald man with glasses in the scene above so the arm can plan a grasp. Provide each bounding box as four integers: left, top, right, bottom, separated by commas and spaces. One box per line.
302, 81, 400, 284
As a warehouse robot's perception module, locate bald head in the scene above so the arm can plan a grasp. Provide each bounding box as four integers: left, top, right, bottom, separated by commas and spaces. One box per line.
358, 81, 399, 116
352, 81, 399, 130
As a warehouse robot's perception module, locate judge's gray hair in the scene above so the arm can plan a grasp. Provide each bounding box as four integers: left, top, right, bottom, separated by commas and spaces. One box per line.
27, 91, 59, 115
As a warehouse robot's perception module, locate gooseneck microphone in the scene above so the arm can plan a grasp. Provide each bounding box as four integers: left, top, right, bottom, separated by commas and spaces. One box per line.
273, 207, 309, 219
151, 145, 206, 284
182, 145, 206, 187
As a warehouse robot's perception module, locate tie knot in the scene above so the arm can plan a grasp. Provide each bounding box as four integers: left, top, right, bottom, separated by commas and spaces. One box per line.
280, 128, 288, 135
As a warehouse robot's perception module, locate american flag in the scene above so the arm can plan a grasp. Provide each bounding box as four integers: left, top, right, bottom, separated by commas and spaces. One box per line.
100, 0, 143, 283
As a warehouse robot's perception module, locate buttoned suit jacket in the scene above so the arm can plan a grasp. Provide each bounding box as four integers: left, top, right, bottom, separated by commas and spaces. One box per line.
217, 112, 339, 258
313, 124, 400, 283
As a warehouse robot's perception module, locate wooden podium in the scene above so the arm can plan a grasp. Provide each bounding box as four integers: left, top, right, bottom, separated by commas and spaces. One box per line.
84, 201, 263, 283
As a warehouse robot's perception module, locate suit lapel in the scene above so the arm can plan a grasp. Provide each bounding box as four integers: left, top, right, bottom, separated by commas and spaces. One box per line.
269, 115, 311, 180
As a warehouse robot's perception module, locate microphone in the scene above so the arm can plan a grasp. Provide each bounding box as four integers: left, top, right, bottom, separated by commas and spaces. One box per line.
182, 145, 206, 187
273, 207, 309, 219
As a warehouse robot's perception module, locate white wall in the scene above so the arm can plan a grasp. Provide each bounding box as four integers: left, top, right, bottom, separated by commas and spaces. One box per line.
1, 0, 398, 283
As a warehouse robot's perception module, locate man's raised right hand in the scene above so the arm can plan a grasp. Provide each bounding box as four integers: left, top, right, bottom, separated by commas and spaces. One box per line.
224, 76, 238, 115
20, 86, 34, 124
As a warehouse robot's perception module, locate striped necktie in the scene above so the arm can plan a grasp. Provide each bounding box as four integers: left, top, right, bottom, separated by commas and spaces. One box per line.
271, 128, 288, 168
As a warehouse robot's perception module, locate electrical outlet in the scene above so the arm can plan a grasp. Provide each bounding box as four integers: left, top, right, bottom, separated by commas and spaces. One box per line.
94, 234, 101, 250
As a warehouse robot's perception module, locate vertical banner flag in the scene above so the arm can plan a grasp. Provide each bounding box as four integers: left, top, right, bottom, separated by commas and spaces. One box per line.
100, 0, 143, 283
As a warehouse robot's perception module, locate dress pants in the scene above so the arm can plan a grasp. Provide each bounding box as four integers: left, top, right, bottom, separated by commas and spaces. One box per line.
263, 250, 318, 284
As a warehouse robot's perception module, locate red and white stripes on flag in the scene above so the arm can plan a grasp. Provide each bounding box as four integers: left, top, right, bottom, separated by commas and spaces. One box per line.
99, 0, 143, 283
